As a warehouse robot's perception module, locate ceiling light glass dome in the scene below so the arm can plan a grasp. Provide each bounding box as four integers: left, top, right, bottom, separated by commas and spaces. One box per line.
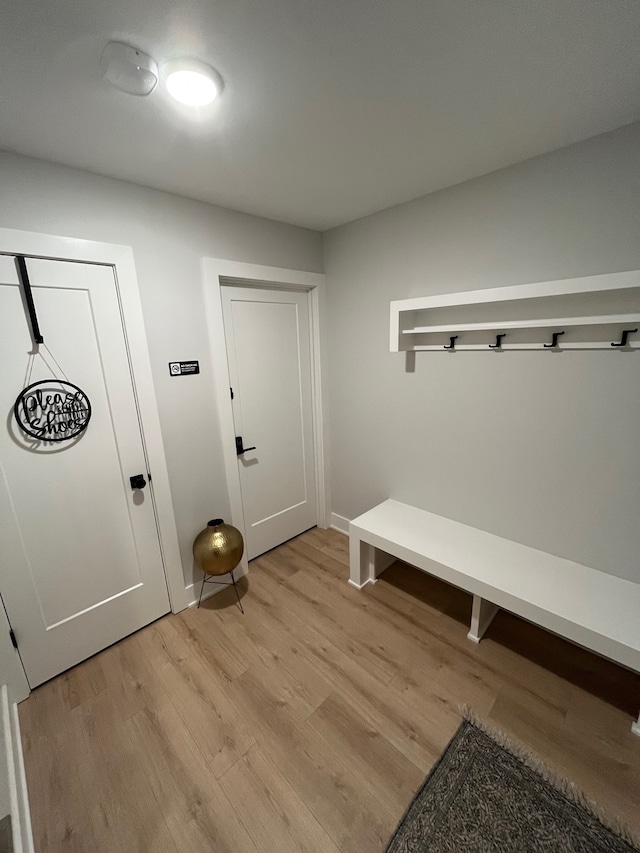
164, 60, 223, 106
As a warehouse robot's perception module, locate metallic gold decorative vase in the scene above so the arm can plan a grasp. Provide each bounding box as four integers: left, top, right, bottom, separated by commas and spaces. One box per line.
193, 518, 245, 611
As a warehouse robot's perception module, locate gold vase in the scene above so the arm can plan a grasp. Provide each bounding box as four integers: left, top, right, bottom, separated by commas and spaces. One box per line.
192, 518, 244, 577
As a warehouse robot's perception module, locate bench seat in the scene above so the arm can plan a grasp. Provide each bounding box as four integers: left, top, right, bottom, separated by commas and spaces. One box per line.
348, 499, 640, 735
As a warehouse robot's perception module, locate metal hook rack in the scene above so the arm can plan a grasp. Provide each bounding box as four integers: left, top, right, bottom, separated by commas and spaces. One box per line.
390, 271, 640, 353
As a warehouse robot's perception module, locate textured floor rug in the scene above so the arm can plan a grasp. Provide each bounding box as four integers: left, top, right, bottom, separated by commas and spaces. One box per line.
385, 718, 639, 853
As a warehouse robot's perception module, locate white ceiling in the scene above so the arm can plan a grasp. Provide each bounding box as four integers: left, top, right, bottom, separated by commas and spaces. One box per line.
1, 0, 639, 230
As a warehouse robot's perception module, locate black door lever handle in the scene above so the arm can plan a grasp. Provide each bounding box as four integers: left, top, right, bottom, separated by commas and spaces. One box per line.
235, 436, 256, 456
130, 474, 147, 490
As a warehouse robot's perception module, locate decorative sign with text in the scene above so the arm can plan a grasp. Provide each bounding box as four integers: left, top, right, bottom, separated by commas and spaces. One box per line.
168, 361, 200, 377
14, 380, 92, 442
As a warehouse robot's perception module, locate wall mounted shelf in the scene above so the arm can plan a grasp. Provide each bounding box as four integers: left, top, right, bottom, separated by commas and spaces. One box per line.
390, 270, 640, 352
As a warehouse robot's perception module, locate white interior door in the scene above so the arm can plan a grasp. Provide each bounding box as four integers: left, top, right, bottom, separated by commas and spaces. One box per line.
0, 255, 170, 687
222, 286, 318, 560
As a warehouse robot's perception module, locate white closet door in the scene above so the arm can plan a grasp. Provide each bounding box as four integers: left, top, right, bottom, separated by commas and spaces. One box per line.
0, 256, 170, 687
222, 286, 317, 559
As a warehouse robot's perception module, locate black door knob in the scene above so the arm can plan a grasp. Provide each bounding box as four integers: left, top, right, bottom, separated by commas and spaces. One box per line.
130, 474, 147, 490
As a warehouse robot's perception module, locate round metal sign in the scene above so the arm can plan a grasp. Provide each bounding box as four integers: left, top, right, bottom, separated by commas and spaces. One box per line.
14, 380, 92, 442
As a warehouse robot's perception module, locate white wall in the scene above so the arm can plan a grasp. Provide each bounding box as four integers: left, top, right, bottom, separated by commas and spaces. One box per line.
324, 121, 640, 583
0, 152, 323, 595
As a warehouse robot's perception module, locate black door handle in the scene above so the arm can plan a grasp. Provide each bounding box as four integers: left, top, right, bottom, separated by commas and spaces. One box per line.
235, 436, 256, 456
130, 474, 147, 490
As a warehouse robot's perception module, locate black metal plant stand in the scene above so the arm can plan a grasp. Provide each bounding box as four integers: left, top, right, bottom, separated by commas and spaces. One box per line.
197, 569, 244, 613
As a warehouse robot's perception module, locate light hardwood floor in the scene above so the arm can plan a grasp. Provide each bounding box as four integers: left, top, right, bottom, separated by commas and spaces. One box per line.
19, 527, 640, 852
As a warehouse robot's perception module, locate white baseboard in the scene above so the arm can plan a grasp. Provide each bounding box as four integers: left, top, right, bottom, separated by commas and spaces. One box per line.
1, 685, 34, 853
347, 577, 377, 590
330, 513, 350, 535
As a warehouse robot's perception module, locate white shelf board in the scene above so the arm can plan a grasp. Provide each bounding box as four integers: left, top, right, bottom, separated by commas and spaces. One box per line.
391, 270, 640, 314
402, 314, 640, 335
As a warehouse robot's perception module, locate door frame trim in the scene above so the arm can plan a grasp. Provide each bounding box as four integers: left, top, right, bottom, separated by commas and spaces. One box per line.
203, 258, 330, 578
0, 227, 188, 618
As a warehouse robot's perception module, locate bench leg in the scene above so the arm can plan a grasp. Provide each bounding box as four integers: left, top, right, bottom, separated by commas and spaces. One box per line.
468, 595, 500, 643
633, 713, 640, 738
348, 537, 378, 589
348, 535, 397, 589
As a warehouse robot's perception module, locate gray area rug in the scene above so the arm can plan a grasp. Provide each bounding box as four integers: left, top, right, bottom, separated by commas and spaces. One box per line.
385, 719, 640, 853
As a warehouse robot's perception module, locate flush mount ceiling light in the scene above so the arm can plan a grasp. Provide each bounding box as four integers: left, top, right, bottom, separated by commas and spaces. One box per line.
100, 42, 158, 96
164, 59, 223, 107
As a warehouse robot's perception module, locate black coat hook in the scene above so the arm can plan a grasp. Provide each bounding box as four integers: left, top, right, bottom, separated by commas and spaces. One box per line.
443, 335, 458, 350
489, 334, 506, 349
543, 331, 565, 348
611, 328, 638, 347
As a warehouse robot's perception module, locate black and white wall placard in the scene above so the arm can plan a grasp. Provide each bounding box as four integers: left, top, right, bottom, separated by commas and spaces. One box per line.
168, 360, 200, 377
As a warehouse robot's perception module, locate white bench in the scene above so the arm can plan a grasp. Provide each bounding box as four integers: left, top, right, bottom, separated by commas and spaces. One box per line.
348, 499, 640, 735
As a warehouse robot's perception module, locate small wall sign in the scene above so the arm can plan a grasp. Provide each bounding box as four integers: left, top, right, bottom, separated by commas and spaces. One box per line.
169, 360, 200, 377
14, 380, 92, 442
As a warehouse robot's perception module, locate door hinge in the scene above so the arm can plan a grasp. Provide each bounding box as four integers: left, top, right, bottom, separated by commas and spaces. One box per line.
9, 628, 18, 650
230, 387, 234, 400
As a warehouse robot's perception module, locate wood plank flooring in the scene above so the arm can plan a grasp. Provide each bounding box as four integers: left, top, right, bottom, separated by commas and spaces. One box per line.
19, 527, 640, 852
